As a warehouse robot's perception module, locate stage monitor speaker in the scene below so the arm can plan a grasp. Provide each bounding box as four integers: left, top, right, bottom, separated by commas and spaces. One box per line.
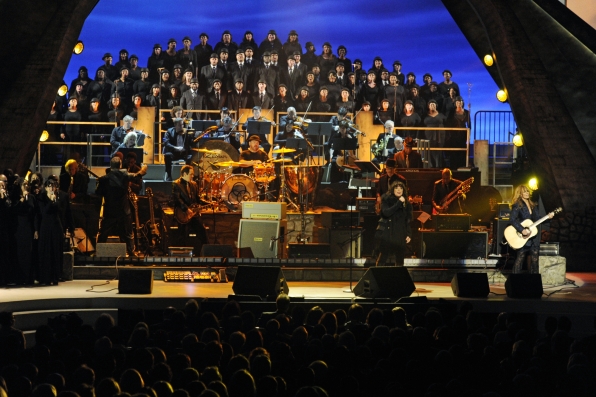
288, 243, 330, 259
200, 244, 234, 258
96, 243, 127, 258
232, 266, 289, 298
505, 274, 543, 299
238, 219, 280, 258
451, 272, 490, 298
118, 269, 153, 294
354, 267, 415, 300
421, 232, 488, 259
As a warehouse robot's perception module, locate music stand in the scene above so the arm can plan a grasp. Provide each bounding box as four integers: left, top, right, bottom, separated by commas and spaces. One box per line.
306, 122, 333, 159
191, 120, 217, 131
354, 161, 380, 198
246, 120, 271, 136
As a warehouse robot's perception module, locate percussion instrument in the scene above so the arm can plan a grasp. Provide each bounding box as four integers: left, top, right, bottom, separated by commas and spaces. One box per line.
272, 147, 296, 154
253, 164, 275, 182
220, 175, 259, 205
283, 165, 322, 195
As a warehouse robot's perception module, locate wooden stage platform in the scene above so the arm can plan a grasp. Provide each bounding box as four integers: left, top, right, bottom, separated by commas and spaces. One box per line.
1, 273, 596, 343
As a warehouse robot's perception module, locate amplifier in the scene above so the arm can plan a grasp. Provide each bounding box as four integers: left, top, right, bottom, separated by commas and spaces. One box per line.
356, 198, 377, 214
321, 211, 361, 229
498, 203, 511, 218
434, 214, 470, 231
242, 201, 287, 220
288, 243, 331, 259
163, 270, 220, 282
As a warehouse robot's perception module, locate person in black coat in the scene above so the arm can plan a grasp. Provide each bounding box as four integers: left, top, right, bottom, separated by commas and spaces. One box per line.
376, 181, 412, 266
180, 78, 207, 120
162, 118, 195, 181
394, 137, 423, 169
172, 165, 209, 248
36, 179, 73, 285
96, 157, 147, 257
432, 168, 465, 214
12, 177, 38, 285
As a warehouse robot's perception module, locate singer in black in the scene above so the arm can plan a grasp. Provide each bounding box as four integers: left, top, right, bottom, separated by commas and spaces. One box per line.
376, 181, 412, 267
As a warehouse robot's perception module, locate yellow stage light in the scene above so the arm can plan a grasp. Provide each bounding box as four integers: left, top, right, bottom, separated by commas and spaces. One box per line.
496, 89, 508, 102
512, 132, 523, 147
484, 54, 494, 66
40, 130, 50, 142
528, 177, 538, 191
57, 84, 68, 96
73, 41, 84, 55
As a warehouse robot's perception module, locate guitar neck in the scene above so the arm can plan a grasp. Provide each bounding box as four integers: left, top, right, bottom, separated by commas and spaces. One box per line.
530, 214, 552, 229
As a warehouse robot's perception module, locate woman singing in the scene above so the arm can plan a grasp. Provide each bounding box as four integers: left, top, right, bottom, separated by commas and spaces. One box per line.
509, 185, 553, 273
376, 181, 412, 266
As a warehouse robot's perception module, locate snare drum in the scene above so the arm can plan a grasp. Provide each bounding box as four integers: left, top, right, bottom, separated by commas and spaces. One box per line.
253, 164, 275, 183
204, 172, 229, 198
220, 174, 258, 204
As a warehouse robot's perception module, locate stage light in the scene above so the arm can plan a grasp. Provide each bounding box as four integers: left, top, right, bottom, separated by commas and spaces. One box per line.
484, 54, 494, 66
40, 130, 49, 142
73, 41, 84, 55
57, 84, 68, 96
496, 89, 508, 102
512, 132, 523, 147
528, 177, 538, 191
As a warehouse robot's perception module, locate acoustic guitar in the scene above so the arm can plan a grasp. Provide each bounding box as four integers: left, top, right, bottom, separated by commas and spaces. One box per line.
504, 207, 561, 249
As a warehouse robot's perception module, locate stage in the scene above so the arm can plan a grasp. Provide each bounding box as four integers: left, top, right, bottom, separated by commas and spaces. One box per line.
2, 273, 596, 345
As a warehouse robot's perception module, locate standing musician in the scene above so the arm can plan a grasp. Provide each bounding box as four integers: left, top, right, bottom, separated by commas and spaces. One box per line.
375, 159, 407, 211
172, 165, 209, 250
376, 181, 412, 266
110, 115, 135, 156
432, 168, 465, 214
162, 117, 195, 182
96, 156, 147, 257
509, 185, 553, 274
59, 158, 90, 203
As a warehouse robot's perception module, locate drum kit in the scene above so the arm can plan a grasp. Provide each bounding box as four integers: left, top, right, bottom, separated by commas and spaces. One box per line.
190, 143, 321, 212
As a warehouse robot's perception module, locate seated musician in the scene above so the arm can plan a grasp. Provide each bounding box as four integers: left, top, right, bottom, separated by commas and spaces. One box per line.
172, 165, 209, 251
216, 116, 241, 151
330, 107, 349, 128
372, 120, 398, 167
239, 135, 269, 174
432, 168, 465, 214
162, 118, 195, 182
326, 120, 358, 183
394, 136, 423, 169
110, 115, 134, 156
242, 106, 273, 154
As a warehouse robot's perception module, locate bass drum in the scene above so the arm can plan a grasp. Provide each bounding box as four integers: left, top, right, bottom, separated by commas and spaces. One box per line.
220, 175, 258, 205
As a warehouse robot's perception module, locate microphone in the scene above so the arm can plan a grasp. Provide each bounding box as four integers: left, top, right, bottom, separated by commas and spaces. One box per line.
269, 237, 275, 251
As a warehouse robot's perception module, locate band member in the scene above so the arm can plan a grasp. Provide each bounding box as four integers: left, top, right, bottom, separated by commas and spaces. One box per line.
124, 151, 143, 195
376, 181, 412, 266
242, 106, 273, 153
96, 156, 147, 257
110, 115, 134, 155
37, 179, 74, 285
509, 185, 553, 273
274, 107, 308, 163
162, 118, 194, 182
59, 158, 90, 203
240, 135, 270, 173
326, 120, 358, 182
432, 168, 465, 214
394, 137, 423, 168
376, 159, 407, 206
217, 116, 241, 151
172, 165, 209, 251
372, 120, 398, 166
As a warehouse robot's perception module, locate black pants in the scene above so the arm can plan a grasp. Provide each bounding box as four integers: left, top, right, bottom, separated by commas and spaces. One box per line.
97, 215, 135, 254
513, 237, 539, 274
376, 240, 406, 266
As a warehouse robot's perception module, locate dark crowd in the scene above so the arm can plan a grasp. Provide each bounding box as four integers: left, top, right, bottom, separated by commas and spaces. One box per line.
51, 29, 469, 148
1, 296, 596, 397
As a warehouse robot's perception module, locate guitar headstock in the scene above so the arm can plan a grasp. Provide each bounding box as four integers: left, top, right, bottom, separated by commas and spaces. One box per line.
552, 207, 562, 215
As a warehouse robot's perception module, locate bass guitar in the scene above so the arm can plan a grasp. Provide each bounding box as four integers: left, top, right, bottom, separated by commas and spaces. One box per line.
145, 188, 161, 249
504, 207, 561, 249
128, 189, 143, 251
434, 177, 474, 214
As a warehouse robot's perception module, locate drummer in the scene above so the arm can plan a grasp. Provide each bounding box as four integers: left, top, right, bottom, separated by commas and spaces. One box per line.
239, 135, 269, 175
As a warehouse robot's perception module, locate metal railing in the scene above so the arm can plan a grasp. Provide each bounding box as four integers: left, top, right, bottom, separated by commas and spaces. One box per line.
473, 110, 516, 144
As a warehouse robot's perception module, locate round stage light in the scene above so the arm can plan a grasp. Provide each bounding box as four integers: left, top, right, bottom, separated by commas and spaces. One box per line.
484, 54, 494, 66
40, 130, 50, 142
73, 41, 84, 55
57, 84, 68, 96
512, 132, 523, 147
528, 177, 539, 191
496, 89, 508, 102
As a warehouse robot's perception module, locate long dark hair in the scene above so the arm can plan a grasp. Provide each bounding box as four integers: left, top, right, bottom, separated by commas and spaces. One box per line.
385, 180, 408, 204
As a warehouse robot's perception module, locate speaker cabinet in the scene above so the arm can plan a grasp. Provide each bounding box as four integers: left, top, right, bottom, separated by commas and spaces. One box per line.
318, 228, 362, 258
238, 219, 280, 258
232, 266, 289, 298
451, 272, 490, 297
288, 243, 330, 259
421, 232, 488, 259
505, 274, 543, 298
200, 244, 234, 257
354, 267, 415, 300
492, 218, 510, 255
118, 269, 153, 294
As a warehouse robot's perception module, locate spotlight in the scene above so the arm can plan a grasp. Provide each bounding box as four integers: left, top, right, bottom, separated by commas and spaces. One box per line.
483, 54, 494, 67
528, 177, 538, 191
57, 84, 68, 96
512, 132, 523, 147
496, 89, 508, 102
73, 41, 84, 55
40, 130, 50, 142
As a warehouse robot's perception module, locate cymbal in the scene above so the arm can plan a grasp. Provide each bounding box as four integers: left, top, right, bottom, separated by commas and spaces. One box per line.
191, 148, 218, 154
215, 161, 242, 167
272, 147, 296, 154
271, 158, 293, 163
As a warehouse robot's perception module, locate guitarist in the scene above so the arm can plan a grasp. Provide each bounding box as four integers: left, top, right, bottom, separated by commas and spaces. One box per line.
172, 165, 208, 249
432, 168, 466, 214
96, 156, 147, 258
510, 184, 553, 273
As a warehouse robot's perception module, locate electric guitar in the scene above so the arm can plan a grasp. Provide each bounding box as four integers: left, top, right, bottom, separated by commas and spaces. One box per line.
128, 189, 142, 250
145, 188, 161, 249
174, 203, 211, 224
504, 207, 561, 249
433, 177, 474, 214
